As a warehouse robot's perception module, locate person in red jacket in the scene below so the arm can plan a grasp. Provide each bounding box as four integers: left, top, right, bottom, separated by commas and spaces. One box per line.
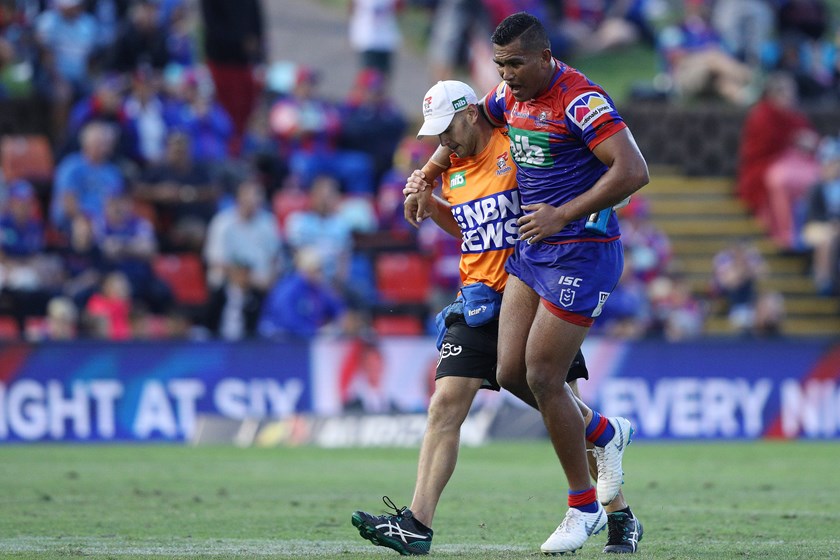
736, 72, 815, 216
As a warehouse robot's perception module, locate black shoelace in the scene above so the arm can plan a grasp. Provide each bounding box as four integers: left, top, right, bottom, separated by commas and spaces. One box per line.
382, 495, 407, 519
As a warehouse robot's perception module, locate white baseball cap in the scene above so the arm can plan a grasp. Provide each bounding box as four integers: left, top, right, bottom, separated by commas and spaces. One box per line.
416, 80, 478, 138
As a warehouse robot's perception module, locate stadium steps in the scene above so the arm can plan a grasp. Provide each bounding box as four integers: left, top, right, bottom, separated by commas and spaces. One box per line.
642, 171, 840, 336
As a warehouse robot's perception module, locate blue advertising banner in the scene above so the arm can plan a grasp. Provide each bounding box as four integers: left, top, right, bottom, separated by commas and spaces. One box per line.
585, 338, 840, 440
1, 337, 838, 442
0, 341, 311, 442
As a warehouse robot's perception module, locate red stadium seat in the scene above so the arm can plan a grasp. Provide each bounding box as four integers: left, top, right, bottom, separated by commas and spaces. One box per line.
1, 135, 54, 184
373, 315, 424, 336
152, 253, 209, 306
375, 252, 431, 304
0, 316, 20, 339
24, 316, 46, 340
272, 187, 310, 230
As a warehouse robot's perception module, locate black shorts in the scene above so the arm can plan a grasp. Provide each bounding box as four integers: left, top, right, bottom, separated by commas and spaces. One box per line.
435, 316, 589, 390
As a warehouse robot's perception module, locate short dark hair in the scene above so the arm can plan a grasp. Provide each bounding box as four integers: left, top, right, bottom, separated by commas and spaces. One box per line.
491, 12, 550, 52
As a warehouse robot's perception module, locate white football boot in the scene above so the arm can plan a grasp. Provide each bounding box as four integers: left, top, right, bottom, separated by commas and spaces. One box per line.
540, 503, 607, 555
593, 416, 633, 505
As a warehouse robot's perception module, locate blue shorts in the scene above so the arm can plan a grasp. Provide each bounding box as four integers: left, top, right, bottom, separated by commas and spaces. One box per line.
505, 238, 624, 326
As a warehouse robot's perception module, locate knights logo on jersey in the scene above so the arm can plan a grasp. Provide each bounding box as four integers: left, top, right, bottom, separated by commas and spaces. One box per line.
535, 110, 549, 128
566, 92, 614, 130
495, 152, 512, 175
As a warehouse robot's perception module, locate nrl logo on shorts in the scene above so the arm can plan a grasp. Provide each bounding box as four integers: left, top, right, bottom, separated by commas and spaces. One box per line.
559, 288, 575, 307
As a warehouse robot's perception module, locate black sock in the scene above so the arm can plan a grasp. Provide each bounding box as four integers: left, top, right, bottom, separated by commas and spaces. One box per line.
614, 506, 633, 518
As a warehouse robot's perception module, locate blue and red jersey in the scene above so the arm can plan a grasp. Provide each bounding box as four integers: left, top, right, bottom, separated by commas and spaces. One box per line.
483, 60, 626, 242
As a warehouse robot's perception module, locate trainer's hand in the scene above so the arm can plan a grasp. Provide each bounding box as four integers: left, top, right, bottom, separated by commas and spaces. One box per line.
517, 203, 565, 244
403, 170, 432, 195
403, 170, 434, 227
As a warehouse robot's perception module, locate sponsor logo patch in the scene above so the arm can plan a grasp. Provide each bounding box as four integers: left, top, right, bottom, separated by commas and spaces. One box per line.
452, 96, 468, 111
467, 306, 487, 317
592, 291, 610, 317
566, 92, 614, 130
508, 127, 552, 168
449, 171, 467, 189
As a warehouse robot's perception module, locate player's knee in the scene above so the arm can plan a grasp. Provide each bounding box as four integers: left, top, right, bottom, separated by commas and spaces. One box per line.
426, 390, 469, 432
525, 368, 563, 400
495, 362, 520, 392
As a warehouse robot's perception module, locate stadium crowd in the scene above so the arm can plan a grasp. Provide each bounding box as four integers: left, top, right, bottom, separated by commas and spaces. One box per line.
0, 0, 837, 342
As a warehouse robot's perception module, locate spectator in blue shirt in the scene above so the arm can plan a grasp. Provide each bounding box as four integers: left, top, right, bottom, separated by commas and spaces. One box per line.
164, 68, 233, 165
35, 0, 100, 92
258, 247, 346, 339
51, 121, 125, 234
96, 190, 172, 313
0, 180, 44, 258
0, 180, 59, 331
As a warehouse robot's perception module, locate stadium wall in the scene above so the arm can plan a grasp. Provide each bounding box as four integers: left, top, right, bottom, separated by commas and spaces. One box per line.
0, 337, 837, 443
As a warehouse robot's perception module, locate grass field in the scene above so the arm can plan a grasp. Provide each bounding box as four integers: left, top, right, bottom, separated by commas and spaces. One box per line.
1, 441, 838, 559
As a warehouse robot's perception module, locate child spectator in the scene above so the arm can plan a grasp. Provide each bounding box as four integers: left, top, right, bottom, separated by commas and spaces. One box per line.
57, 214, 105, 309
204, 259, 264, 340
711, 239, 773, 334
28, 296, 78, 341
83, 270, 133, 339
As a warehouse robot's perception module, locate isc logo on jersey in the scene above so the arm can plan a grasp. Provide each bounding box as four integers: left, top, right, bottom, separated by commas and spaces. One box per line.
566, 92, 614, 130
452, 190, 521, 253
